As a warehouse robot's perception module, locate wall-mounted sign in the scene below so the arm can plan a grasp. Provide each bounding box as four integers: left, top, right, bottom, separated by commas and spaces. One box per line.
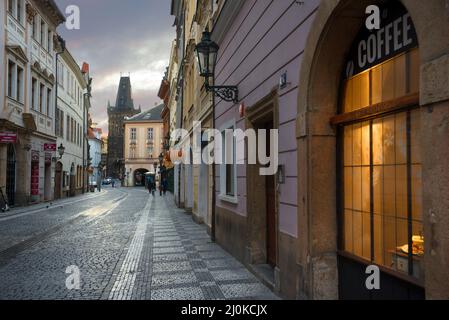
31, 151, 40, 196
44, 143, 57, 152
0, 132, 17, 144
345, 2, 418, 78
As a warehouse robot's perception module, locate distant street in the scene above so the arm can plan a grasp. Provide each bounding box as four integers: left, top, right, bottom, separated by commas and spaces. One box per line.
0, 187, 277, 300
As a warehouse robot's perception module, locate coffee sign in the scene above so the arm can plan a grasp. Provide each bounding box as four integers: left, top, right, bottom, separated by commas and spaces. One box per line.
345, 2, 418, 78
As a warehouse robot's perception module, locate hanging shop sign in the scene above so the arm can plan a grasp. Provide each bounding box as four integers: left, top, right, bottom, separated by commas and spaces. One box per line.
345, 2, 418, 78
31, 151, 40, 196
0, 132, 17, 144
44, 143, 57, 152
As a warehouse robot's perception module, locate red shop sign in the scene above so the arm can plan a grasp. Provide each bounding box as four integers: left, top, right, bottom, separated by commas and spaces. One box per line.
0, 132, 17, 144
44, 143, 57, 152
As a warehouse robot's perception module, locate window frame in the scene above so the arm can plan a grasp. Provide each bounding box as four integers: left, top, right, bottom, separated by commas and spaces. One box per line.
219, 120, 238, 204
337, 48, 423, 285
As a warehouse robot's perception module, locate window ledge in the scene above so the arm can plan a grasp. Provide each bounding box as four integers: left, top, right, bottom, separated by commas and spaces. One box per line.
219, 194, 238, 204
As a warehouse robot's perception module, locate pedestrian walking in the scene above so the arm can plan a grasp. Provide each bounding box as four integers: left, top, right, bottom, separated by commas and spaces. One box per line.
162, 178, 168, 196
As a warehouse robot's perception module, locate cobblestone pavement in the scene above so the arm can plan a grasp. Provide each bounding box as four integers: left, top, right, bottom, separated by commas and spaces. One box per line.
0, 187, 278, 300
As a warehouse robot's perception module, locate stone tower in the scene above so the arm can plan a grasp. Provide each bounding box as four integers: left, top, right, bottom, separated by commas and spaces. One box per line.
107, 77, 140, 178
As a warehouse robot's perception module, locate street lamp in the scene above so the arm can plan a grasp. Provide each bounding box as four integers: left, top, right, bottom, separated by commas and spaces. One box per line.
195, 29, 238, 103
57, 143, 65, 160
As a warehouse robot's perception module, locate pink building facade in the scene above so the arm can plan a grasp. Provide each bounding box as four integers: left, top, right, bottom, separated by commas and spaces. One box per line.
212, 0, 320, 299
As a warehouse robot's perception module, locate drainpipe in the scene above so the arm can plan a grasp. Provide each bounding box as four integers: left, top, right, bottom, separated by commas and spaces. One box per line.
211, 79, 216, 242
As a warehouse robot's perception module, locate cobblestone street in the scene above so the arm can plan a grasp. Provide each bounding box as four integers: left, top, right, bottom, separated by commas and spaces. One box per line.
0, 188, 278, 300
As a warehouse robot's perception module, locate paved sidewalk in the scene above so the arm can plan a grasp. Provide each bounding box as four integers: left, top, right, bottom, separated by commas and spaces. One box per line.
0, 189, 108, 219
144, 194, 279, 300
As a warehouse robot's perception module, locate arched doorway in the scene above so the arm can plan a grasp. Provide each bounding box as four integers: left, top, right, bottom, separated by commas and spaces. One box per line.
134, 169, 149, 186
296, 0, 449, 300
6, 144, 16, 206
54, 162, 63, 200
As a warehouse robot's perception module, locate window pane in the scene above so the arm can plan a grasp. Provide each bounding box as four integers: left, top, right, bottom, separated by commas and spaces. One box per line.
373, 166, 383, 214
362, 167, 370, 213
371, 66, 382, 105
383, 216, 396, 270
396, 218, 409, 275
344, 210, 353, 253
383, 166, 396, 217
343, 81, 353, 113
353, 167, 362, 212
382, 59, 395, 101
353, 123, 362, 166
373, 213, 384, 265
395, 113, 407, 165
396, 165, 408, 220
362, 212, 371, 260
394, 53, 407, 98
344, 125, 353, 166
353, 211, 363, 257
362, 122, 370, 166
383, 116, 395, 165
344, 167, 353, 210
373, 119, 383, 165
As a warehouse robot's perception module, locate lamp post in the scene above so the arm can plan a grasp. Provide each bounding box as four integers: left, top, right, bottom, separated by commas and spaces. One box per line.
195, 29, 239, 103
57, 143, 65, 160
195, 28, 237, 242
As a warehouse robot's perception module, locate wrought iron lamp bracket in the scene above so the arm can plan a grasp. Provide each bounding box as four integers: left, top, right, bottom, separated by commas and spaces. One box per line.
206, 84, 239, 103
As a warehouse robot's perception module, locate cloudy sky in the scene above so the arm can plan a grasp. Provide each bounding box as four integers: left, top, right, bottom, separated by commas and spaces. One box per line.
55, 0, 174, 135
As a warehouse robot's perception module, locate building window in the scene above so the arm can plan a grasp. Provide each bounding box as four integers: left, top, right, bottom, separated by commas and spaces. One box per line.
31, 78, 37, 110
130, 128, 137, 140
39, 83, 46, 114
7, 60, 16, 99
8, 0, 13, 13
47, 30, 52, 52
46, 88, 52, 116
58, 62, 64, 88
31, 15, 37, 39
340, 48, 423, 280
147, 128, 154, 140
16, 65, 24, 103
8, 0, 23, 25
220, 123, 237, 202
67, 115, 70, 141
7, 60, 24, 103
55, 107, 64, 138
40, 20, 46, 47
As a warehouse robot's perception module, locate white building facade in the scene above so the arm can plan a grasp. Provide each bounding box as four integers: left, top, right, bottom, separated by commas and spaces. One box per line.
88, 128, 102, 187
54, 48, 87, 199
0, 0, 65, 206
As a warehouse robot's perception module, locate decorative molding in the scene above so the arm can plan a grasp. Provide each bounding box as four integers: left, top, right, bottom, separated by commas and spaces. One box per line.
6, 45, 29, 64
26, 3, 37, 24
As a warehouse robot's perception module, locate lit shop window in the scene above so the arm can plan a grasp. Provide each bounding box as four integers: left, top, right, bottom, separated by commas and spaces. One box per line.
341, 49, 423, 280
342, 49, 419, 113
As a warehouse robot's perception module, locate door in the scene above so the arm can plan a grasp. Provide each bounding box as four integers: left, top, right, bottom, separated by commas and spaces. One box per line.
263, 119, 277, 267
54, 162, 62, 200
6, 144, 16, 206
266, 174, 277, 267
